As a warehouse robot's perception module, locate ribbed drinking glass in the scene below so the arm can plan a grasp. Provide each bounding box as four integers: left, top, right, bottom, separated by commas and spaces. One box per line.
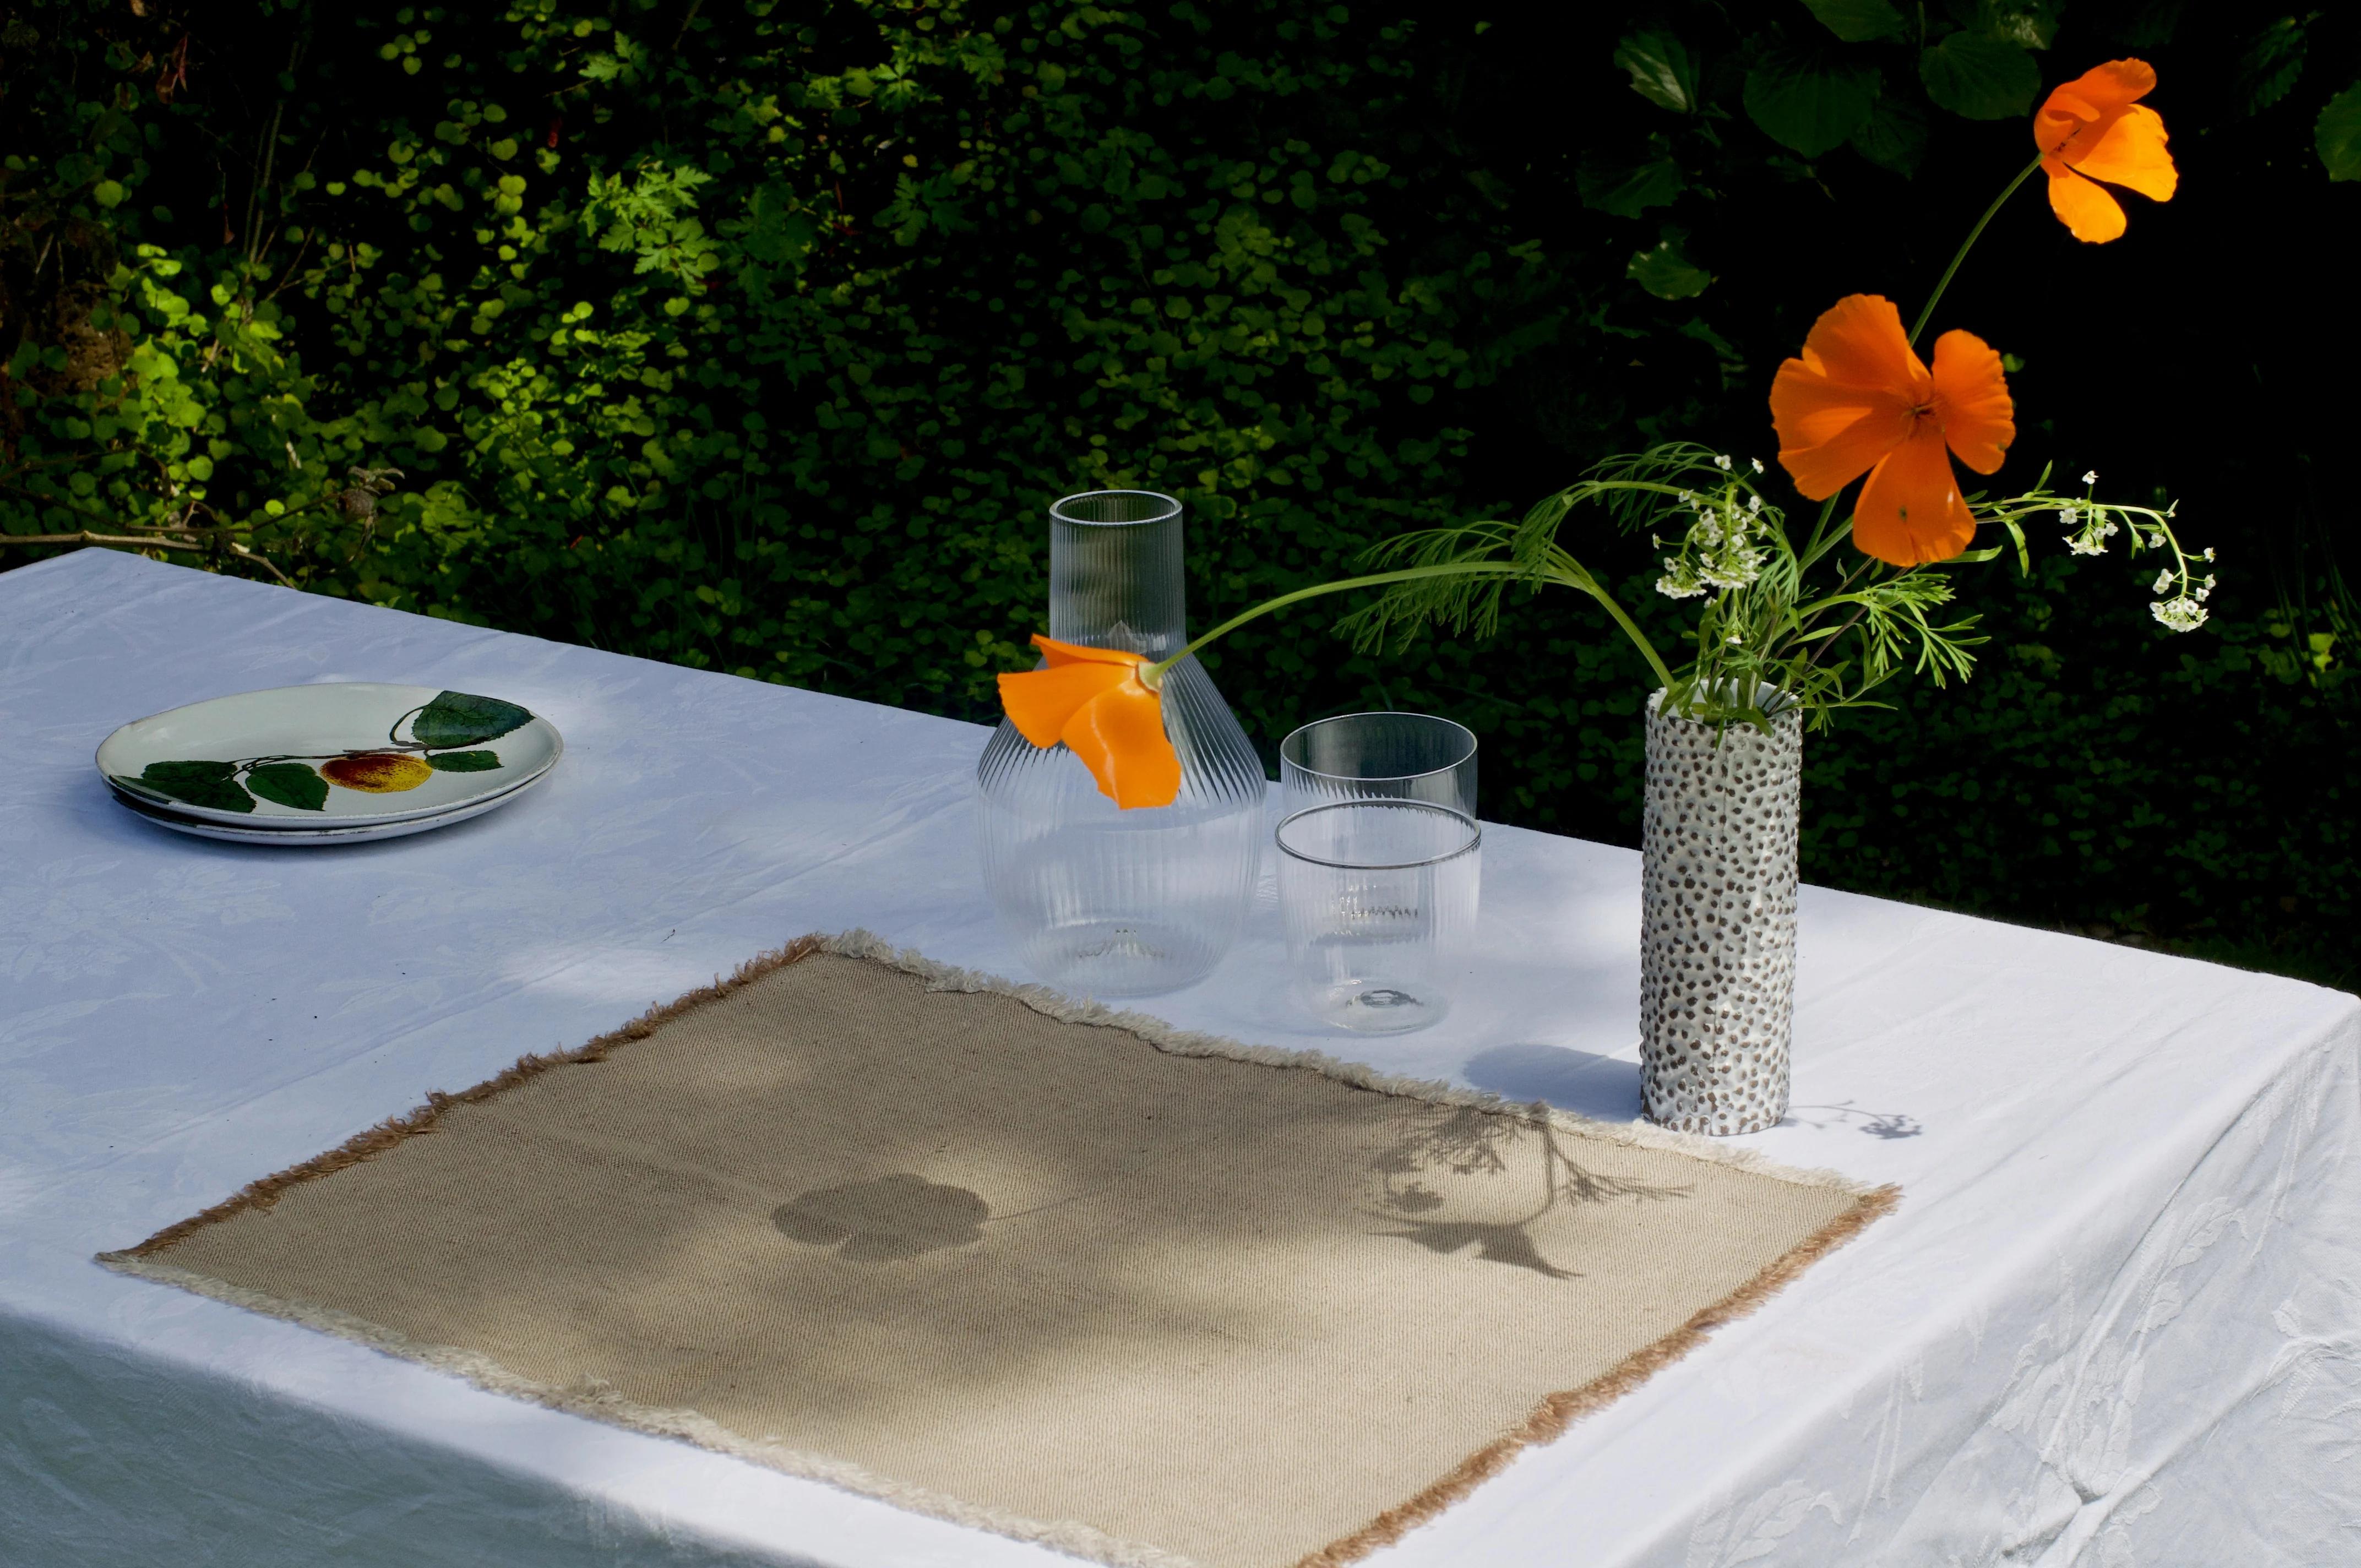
1279, 711, 1477, 818
1277, 799, 1480, 1033
974, 491, 1266, 997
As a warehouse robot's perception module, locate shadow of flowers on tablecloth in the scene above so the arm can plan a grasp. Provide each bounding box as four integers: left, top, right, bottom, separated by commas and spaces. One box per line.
773, 1173, 989, 1261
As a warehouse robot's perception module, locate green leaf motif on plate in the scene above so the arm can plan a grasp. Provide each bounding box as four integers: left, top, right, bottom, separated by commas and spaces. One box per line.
1919, 33, 2040, 121
411, 690, 534, 748
132, 760, 254, 813
427, 749, 503, 772
248, 761, 330, 810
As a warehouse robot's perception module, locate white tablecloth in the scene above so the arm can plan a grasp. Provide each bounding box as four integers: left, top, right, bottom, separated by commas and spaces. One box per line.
3, 547, 2356, 1567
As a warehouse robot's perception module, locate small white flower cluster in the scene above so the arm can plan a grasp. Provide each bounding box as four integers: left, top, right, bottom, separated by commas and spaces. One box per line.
1655, 487, 1769, 600
2058, 504, 2119, 556
2150, 569, 2216, 633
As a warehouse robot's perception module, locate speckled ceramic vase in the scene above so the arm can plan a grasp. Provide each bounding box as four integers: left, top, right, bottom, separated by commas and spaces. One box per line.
1638, 689, 1802, 1136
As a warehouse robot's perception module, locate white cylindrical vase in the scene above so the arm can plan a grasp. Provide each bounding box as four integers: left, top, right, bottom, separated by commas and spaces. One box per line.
1638, 690, 1801, 1135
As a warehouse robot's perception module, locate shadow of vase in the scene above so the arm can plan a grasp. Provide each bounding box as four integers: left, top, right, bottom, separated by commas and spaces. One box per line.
1462, 1042, 1645, 1124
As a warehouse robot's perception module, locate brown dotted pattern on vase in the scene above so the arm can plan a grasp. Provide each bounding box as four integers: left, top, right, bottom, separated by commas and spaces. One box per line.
1638, 695, 1802, 1136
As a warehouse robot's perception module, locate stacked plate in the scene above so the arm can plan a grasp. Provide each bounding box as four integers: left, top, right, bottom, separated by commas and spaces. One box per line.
97, 683, 564, 845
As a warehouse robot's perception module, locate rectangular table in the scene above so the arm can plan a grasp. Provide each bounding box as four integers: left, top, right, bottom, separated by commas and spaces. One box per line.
4, 547, 2356, 1567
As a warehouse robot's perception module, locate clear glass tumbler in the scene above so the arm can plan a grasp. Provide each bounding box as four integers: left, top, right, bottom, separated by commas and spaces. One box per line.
1276, 799, 1481, 1033
1279, 711, 1477, 819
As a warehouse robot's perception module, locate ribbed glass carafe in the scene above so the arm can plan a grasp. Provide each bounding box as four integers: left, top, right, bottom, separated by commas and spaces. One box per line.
975, 491, 1266, 995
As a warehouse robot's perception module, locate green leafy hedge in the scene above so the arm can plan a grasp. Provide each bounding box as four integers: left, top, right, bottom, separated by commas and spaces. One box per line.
3, 0, 2355, 986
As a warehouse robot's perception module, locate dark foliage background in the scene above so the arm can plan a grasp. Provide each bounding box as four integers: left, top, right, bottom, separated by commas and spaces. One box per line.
3, 0, 2355, 984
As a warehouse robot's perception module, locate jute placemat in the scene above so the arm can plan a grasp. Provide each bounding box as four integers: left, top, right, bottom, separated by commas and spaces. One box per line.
100, 933, 1895, 1568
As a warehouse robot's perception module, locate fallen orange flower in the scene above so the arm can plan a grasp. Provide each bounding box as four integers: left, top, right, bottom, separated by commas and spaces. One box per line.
2034, 58, 2175, 244
996, 634, 1182, 809
1769, 295, 2015, 567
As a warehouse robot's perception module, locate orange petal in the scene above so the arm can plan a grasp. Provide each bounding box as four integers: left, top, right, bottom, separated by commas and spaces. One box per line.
1769, 296, 1928, 500
1791, 295, 1926, 393
2037, 59, 2161, 167
1031, 633, 1144, 669
1852, 423, 1976, 567
1771, 367, 1917, 499
2056, 58, 2156, 113
997, 661, 1131, 749
2072, 104, 2175, 202
1929, 330, 2014, 477
2034, 88, 2103, 159
2044, 164, 2127, 244
1059, 674, 1180, 809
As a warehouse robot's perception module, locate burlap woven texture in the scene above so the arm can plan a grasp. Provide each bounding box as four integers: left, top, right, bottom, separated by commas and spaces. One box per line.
104, 935, 1894, 1568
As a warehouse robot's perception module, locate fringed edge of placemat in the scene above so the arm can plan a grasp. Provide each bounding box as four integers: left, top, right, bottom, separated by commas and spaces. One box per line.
91, 1248, 1201, 1568
102, 932, 835, 1261
97, 928, 1900, 1568
1290, 1180, 1898, 1566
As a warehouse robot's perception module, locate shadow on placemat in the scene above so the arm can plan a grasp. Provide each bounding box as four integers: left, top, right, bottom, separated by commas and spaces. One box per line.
100, 932, 1896, 1568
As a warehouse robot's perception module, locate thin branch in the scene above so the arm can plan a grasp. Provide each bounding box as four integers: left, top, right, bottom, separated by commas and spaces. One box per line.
1, 529, 209, 550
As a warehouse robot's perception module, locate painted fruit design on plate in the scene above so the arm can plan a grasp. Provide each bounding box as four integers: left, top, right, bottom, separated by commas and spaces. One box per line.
111, 690, 531, 814
320, 753, 437, 793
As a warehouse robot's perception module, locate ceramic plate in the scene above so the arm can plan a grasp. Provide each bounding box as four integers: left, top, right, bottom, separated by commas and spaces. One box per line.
106, 775, 551, 845
106, 762, 546, 832
97, 683, 563, 830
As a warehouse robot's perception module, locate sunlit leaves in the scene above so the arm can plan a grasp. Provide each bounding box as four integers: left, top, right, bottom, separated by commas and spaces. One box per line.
583, 161, 720, 286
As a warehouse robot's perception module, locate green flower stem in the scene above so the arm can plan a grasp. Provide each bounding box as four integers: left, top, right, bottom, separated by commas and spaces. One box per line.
1140, 559, 1677, 694
1555, 565, 1682, 693
1910, 153, 2046, 347
1797, 494, 1848, 573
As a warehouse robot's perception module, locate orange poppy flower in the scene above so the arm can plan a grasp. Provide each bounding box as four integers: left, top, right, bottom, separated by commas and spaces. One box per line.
1769, 295, 2015, 567
2034, 59, 2175, 244
996, 634, 1182, 809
